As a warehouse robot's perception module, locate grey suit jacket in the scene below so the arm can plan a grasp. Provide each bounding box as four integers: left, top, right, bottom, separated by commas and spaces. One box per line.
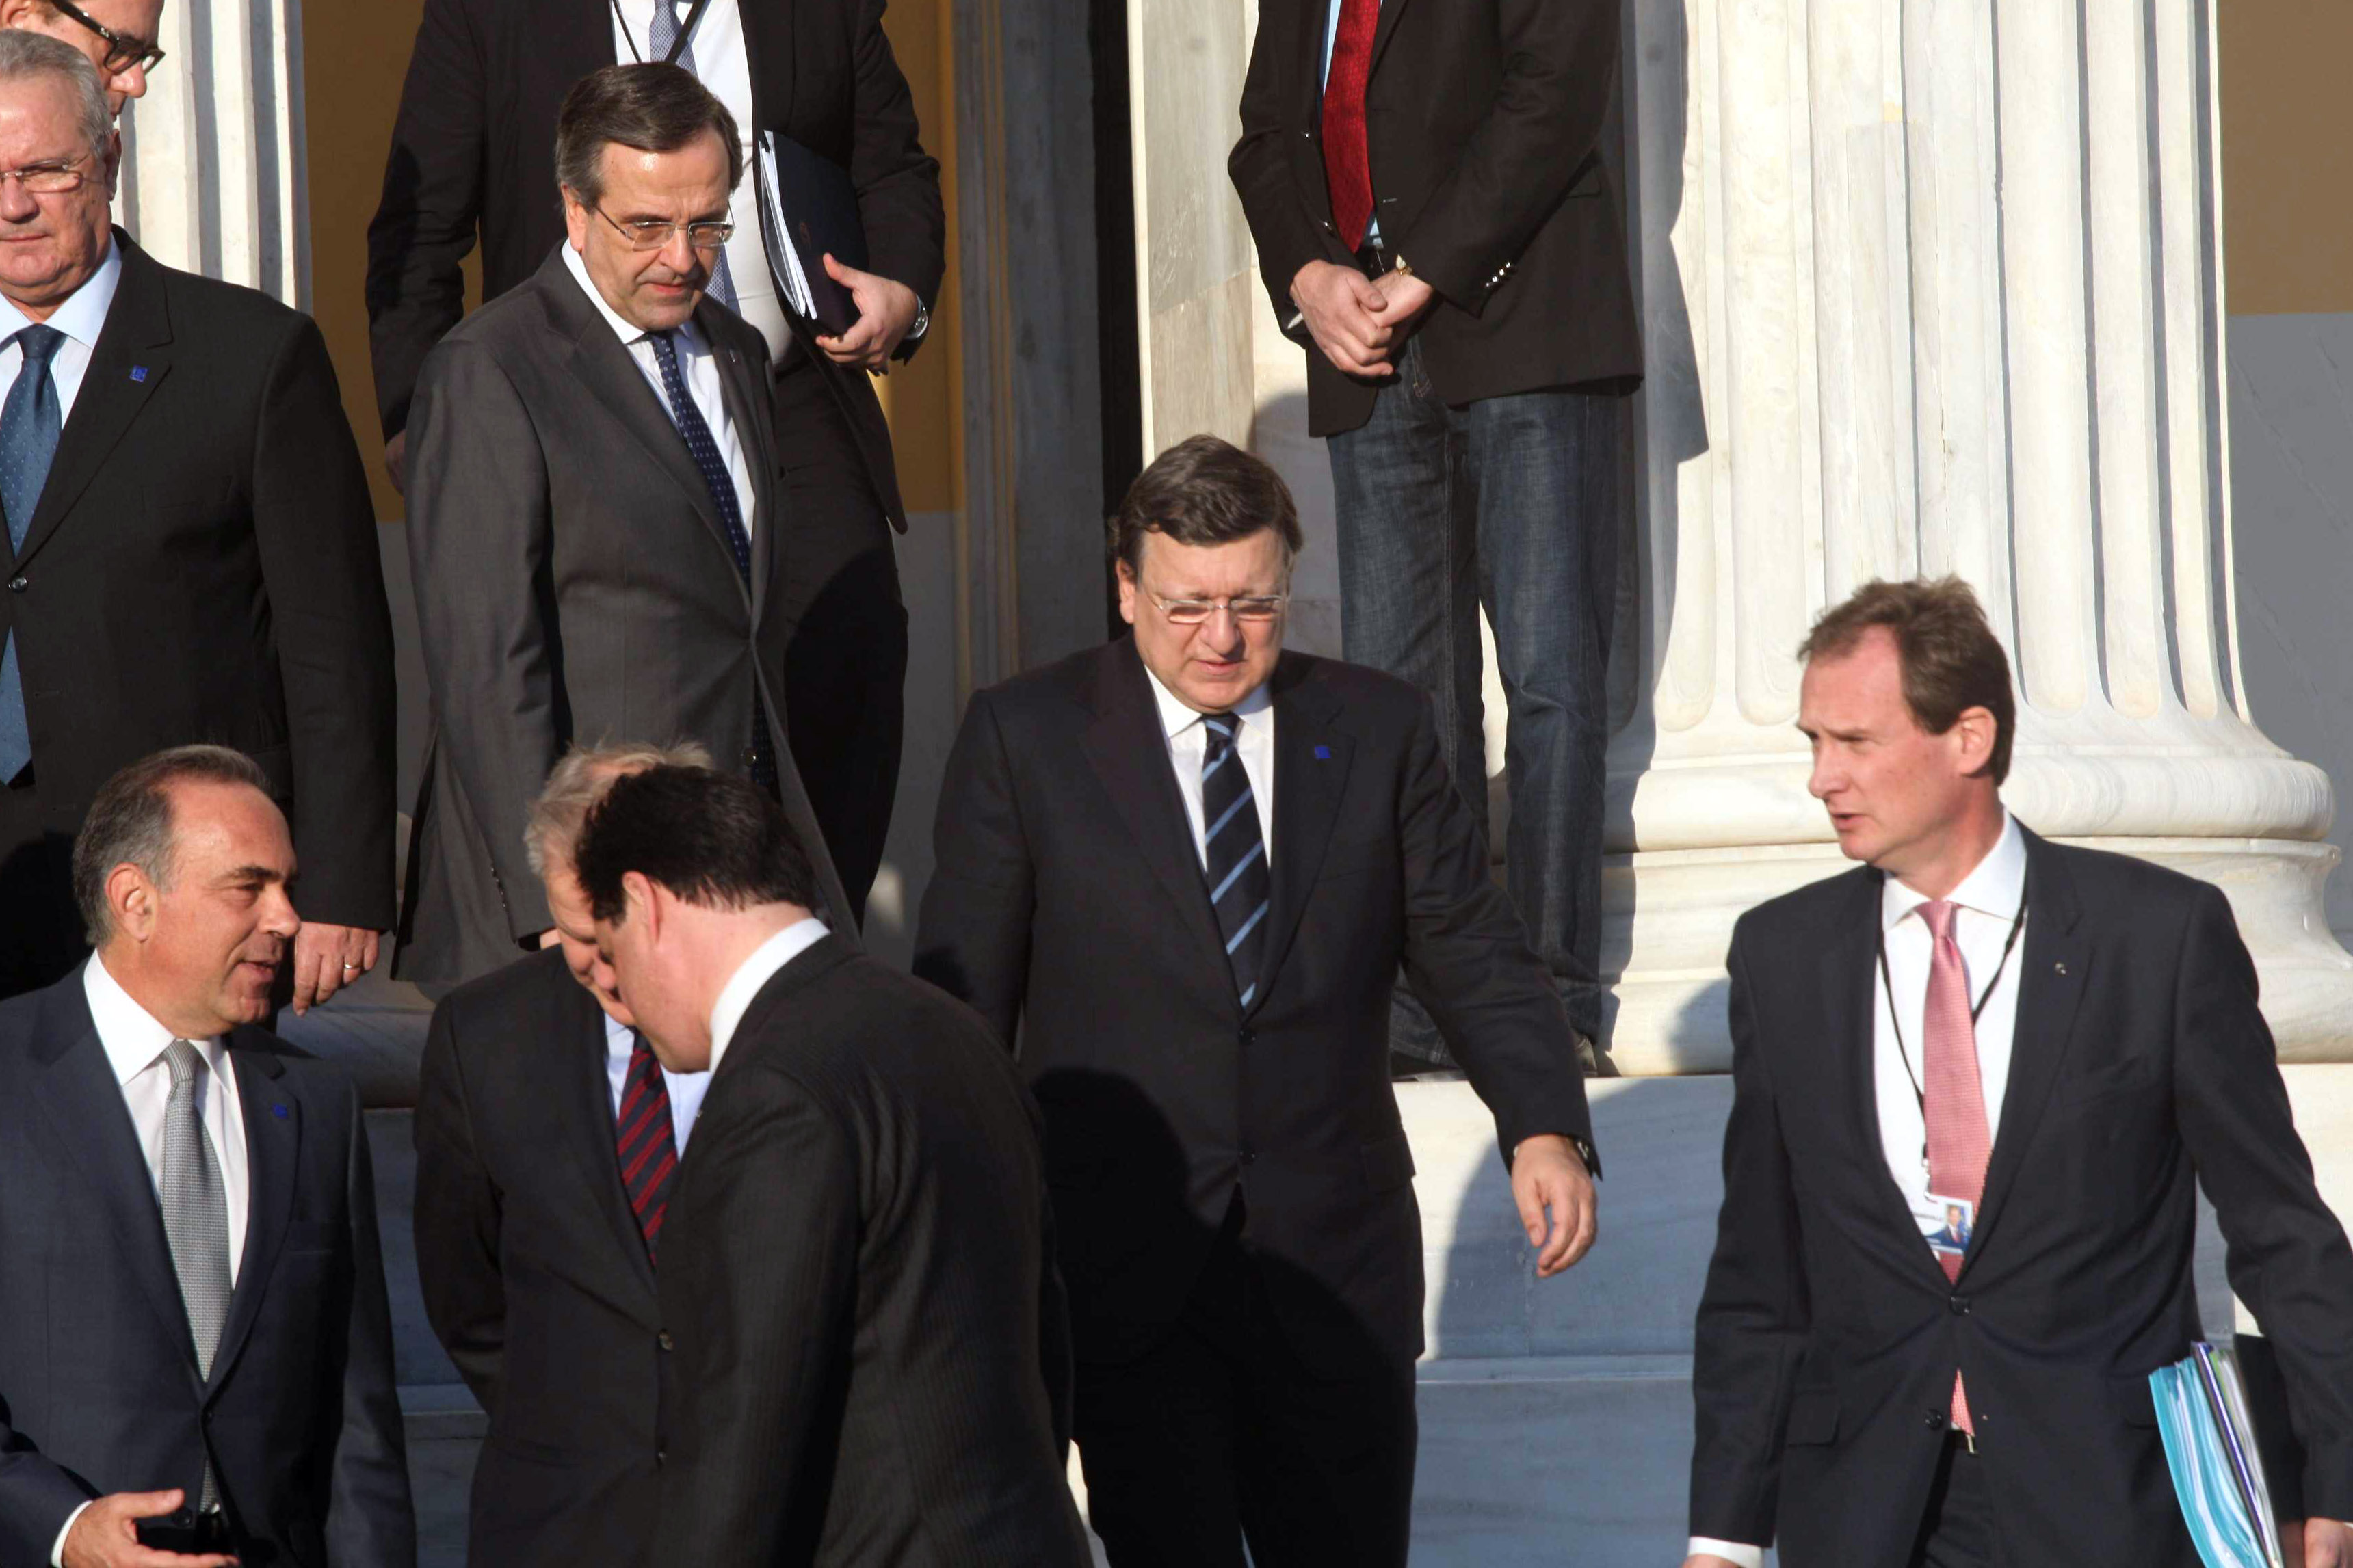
394, 245, 854, 985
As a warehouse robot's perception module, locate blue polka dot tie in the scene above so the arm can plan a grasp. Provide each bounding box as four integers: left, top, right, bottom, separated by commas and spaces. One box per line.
648, 328, 776, 797
0, 323, 64, 782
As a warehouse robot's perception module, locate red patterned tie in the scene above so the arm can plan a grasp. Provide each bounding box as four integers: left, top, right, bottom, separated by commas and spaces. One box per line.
1920, 901, 1991, 1437
616, 1031, 679, 1263
1321, 0, 1380, 250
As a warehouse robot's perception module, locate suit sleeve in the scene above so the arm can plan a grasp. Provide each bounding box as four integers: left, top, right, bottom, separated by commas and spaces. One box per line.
912, 691, 1036, 1050
2171, 884, 2353, 1521
365, 0, 486, 440
1229, 0, 1358, 334
252, 316, 399, 933
1686, 927, 1809, 1547
0, 1418, 94, 1568
1383, 0, 1620, 315
850, 0, 947, 334
404, 336, 560, 941
326, 1081, 419, 1568
655, 1079, 858, 1563
413, 994, 507, 1411
1392, 691, 1593, 1162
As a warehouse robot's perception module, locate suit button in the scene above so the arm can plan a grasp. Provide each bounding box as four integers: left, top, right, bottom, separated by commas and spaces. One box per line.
659, 1331, 674, 1351
1239, 1146, 1256, 1167
5, 576, 23, 592
1923, 1409, 1945, 1429
656, 1448, 668, 1465
1949, 1296, 1971, 1316
1237, 1028, 1254, 1046
740, 747, 760, 767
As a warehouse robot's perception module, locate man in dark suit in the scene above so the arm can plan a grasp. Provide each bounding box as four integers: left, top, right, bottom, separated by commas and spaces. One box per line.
1230, 0, 1640, 1069
571, 763, 1090, 1567
395, 64, 851, 985
0, 745, 412, 1568
0, 35, 395, 1005
913, 435, 1599, 1565
414, 741, 717, 1567
1685, 579, 2353, 1568
369, 0, 946, 925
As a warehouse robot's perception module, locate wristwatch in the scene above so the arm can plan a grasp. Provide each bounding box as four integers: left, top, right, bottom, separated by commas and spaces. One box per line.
906, 297, 931, 344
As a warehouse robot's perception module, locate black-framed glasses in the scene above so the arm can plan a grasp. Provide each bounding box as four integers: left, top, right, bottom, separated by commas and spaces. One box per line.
591, 204, 735, 253
0, 155, 92, 195
1146, 590, 1290, 626
51, 0, 166, 75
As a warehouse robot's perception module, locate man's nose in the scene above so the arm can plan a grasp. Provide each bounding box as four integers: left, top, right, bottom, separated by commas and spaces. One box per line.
660, 228, 703, 278
263, 888, 301, 936
115, 62, 149, 101
0, 178, 40, 222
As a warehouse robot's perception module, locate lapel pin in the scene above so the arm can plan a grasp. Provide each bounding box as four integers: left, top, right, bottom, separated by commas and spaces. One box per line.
2053, 961, 2068, 976
128, 365, 147, 382
272, 1103, 288, 1119
1315, 745, 1330, 760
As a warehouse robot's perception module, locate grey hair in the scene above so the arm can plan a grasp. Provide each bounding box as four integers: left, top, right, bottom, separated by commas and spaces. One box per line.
0, 31, 114, 158
73, 745, 271, 945
553, 62, 741, 209
524, 739, 715, 879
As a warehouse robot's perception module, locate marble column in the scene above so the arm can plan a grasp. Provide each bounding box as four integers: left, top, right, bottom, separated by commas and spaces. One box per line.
1607, 0, 2353, 1073
116, 0, 309, 304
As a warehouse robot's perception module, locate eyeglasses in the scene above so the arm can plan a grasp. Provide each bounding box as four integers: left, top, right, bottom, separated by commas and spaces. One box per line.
591, 204, 735, 252
51, 0, 166, 76
0, 155, 91, 195
1146, 591, 1289, 626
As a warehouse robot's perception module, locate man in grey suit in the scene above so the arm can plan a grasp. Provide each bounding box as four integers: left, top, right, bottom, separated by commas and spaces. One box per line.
395, 60, 850, 986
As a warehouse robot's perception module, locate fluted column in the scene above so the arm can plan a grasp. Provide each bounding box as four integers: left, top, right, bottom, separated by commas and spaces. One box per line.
1610, 0, 2353, 1072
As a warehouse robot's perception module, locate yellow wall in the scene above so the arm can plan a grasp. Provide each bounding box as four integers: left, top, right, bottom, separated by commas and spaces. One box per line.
2219, 0, 2353, 317
300, 0, 960, 521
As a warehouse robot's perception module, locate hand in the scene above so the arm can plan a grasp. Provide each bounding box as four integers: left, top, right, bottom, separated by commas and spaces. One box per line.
1290, 260, 1396, 378
1512, 1133, 1597, 1277
1373, 267, 1436, 328
383, 431, 407, 496
2302, 1518, 2353, 1568
62, 1490, 239, 1567
811, 255, 921, 373
289, 922, 381, 1015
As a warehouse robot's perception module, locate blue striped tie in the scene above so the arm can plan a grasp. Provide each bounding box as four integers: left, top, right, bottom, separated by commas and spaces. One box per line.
0, 324, 64, 781
1200, 711, 1270, 1008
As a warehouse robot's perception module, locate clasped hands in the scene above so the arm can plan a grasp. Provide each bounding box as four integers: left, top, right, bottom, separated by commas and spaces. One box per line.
1291, 258, 1436, 380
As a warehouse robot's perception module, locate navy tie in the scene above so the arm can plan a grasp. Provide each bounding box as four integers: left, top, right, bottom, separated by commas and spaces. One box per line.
646, 0, 738, 311
646, 328, 777, 797
0, 324, 64, 781
1200, 711, 1271, 1008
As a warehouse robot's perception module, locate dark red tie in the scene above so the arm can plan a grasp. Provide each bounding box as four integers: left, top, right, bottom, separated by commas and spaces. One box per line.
1322, 0, 1379, 250
616, 1031, 679, 1262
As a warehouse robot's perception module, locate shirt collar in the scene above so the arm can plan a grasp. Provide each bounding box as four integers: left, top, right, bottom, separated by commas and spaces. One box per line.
1881, 811, 2027, 931
560, 241, 705, 355
705, 916, 830, 1078
81, 952, 226, 1087
1142, 662, 1274, 742
0, 234, 120, 352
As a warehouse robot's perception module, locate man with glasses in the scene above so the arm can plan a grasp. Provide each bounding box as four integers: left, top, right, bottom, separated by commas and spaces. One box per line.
397, 62, 851, 986
0, 0, 161, 112
915, 434, 1601, 1565
0, 32, 396, 1005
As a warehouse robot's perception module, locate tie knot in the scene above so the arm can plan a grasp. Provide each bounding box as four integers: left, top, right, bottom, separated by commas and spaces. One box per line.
10, 324, 62, 367
163, 1037, 202, 1087
1200, 710, 1239, 752
1920, 900, 1960, 942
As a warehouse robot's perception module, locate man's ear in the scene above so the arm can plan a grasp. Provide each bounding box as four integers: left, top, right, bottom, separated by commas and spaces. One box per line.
1951, 704, 1999, 778
622, 870, 661, 942
1114, 558, 1140, 627
105, 861, 156, 942
560, 185, 592, 254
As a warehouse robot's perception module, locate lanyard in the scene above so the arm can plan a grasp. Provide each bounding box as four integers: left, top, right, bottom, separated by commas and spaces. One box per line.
612, 0, 715, 64
1876, 892, 2027, 1171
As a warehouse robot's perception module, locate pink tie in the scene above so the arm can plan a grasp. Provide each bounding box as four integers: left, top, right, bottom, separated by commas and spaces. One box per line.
1920, 900, 1990, 1437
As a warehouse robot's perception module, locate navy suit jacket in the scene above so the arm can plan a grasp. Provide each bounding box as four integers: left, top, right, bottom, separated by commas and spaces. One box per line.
0, 971, 414, 1567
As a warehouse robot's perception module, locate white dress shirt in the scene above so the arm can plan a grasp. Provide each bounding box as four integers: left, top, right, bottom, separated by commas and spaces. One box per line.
1690, 814, 2028, 1568
706, 916, 832, 1080
603, 1010, 713, 1155
609, 0, 793, 362
0, 235, 120, 424
561, 241, 758, 540
1142, 667, 1276, 868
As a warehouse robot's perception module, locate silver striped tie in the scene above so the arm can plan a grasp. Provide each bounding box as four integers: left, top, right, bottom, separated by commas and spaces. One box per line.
161, 1039, 231, 1512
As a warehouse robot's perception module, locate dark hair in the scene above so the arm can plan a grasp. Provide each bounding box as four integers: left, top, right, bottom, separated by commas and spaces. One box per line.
1798, 576, 2017, 785
555, 63, 743, 209
573, 765, 817, 924
73, 745, 271, 944
1106, 434, 1304, 580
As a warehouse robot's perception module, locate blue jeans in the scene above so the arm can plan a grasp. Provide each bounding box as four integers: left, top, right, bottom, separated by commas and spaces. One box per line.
1327, 338, 1620, 1059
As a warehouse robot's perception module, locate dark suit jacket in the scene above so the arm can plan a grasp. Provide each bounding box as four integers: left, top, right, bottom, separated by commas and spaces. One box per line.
1228, 0, 1640, 436
0, 971, 413, 1567
365, 0, 945, 530
415, 948, 676, 1567
393, 247, 854, 985
914, 639, 1594, 1372
653, 935, 1089, 1567
1690, 831, 2353, 1565
0, 233, 397, 930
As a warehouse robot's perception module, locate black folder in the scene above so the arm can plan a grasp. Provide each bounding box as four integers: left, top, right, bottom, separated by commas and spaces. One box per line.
754, 131, 867, 338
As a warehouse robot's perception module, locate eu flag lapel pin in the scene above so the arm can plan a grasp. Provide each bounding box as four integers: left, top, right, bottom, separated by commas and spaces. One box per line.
128, 365, 147, 382
272, 1103, 288, 1119
1315, 745, 1331, 760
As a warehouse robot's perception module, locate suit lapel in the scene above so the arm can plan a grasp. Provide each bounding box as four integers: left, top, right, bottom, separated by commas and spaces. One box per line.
207, 1042, 294, 1394
1248, 658, 1350, 1017
1078, 641, 1233, 997
28, 983, 203, 1393
737, 0, 796, 129
10, 234, 172, 573
560, 980, 659, 1297
702, 304, 778, 622
1366, 0, 1414, 84
1961, 832, 2088, 1278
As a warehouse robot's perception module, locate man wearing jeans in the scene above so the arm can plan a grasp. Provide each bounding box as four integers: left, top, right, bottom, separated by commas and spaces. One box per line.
1230, 0, 1641, 1063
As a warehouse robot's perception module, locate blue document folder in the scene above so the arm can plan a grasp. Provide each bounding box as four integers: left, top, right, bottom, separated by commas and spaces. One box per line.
2150, 1343, 2288, 1568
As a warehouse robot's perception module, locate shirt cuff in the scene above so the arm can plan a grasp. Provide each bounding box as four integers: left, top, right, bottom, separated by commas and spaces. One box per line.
1687, 1537, 1766, 1568
53, 1500, 92, 1567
